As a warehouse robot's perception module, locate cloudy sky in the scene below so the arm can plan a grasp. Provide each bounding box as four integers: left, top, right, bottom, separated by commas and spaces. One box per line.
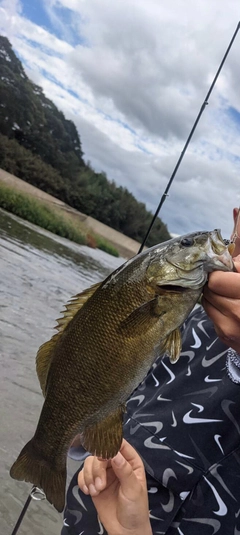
1, 0, 240, 238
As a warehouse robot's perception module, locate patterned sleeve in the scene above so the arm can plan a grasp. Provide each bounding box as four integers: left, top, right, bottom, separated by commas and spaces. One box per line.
62, 307, 240, 535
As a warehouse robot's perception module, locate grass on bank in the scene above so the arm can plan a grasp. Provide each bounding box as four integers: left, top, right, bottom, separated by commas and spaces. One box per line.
0, 183, 119, 257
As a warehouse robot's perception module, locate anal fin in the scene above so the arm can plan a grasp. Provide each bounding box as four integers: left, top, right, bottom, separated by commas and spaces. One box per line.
81, 407, 125, 459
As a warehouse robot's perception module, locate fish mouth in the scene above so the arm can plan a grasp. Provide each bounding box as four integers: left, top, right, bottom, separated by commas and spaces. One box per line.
158, 284, 190, 293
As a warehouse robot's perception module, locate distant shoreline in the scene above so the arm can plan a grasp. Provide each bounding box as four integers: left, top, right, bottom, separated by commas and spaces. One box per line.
0, 168, 144, 258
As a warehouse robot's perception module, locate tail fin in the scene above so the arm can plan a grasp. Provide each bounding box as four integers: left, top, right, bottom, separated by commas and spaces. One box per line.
10, 439, 66, 512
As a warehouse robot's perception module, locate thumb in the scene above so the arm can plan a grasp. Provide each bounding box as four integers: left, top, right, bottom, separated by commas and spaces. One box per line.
233, 255, 240, 272
111, 452, 143, 500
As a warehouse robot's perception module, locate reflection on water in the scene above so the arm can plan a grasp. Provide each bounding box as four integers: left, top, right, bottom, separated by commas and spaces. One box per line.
0, 209, 123, 535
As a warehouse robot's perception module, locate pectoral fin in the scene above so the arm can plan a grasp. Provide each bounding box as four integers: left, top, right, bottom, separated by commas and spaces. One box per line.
118, 298, 163, 336
161, 328, 182, 363
81, 407, 125, 459
36, 282, 101, 396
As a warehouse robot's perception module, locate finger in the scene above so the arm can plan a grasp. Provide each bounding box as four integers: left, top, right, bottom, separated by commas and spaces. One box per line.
202, 294, 228, 323
81, 456, 110, 496
203, 287, 240, 320
119, 439, 145, 473
78, 456, 98, 496
207, 268, 240, 298
78, 468, 89, 495
203, 288, 235, 317
91, 456, 109, 491
202, 296, 240, 347
111, 452, 146, 501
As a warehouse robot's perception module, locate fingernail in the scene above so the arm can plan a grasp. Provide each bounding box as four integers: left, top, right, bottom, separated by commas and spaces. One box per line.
95, 477, 102, 490
83, 484, 89, 494
112, 452, 124, 467
89, 483, 97, 495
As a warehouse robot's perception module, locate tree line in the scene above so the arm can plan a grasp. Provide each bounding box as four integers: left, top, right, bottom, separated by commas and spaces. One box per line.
0, 35, 170, 246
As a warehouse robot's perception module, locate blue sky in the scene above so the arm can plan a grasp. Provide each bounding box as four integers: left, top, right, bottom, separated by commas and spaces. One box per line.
21, 1, 51, 31
1, 0, 240, 237
21, 0, 80, 45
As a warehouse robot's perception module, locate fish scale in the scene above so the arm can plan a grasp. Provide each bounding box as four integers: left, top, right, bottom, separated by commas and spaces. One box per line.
10, 229, 234, 512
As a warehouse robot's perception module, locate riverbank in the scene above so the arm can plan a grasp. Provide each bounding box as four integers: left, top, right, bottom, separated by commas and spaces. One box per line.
0, 182, 119, 257
0, 169, 144, 258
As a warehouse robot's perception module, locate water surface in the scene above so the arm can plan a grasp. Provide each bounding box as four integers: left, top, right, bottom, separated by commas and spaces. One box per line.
0, 209, 123, 535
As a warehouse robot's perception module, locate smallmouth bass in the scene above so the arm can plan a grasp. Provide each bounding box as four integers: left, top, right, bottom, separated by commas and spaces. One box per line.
10, 229, 234, 512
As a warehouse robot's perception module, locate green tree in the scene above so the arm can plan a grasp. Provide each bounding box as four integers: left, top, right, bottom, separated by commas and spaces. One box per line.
0, 35, 171, 246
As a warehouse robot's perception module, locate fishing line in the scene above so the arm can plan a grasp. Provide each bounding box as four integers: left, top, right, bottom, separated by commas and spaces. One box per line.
10, 21, 240, 535
138, 21, 240, 253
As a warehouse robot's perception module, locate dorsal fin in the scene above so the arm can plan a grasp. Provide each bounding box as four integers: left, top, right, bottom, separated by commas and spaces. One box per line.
36, 282, 101, 396
55, 282, 101, 334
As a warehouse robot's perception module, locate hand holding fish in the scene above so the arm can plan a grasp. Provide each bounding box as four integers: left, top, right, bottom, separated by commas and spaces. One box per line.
78, 439, 152, 535
203, 256, 240, 353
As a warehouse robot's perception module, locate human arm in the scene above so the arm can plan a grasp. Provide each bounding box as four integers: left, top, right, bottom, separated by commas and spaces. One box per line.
78, 439, 152, 535
202, 257, 240, 353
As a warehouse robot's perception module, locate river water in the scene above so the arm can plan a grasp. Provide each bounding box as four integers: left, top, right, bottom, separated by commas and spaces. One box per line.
0, 209, 123, 535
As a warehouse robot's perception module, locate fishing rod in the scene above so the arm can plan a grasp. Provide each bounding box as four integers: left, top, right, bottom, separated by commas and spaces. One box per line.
10, 21, 240, 535
10, 486, 45, 535
138, 21, 240, 253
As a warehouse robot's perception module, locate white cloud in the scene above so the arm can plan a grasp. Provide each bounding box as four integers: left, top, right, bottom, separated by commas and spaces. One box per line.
0, 0, 240, 239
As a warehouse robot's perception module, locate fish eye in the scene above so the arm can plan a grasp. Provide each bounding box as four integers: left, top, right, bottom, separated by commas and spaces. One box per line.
180, 237, 194, 247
